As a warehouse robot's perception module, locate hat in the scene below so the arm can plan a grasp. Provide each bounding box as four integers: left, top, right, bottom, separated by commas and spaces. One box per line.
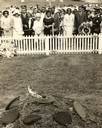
94, 6, 100, 10
86, 7, 93, 12
33, 6, 37, 9
55, 7, 61, 13
67, 7, 72, 10
36, 13, 41, 18
21, 5, 27, 9
13, 9, 21, 15
27, 10, 32, 14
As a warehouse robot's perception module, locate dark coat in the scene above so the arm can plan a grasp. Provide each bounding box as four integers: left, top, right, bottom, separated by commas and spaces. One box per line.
21, 13, 29, 36
74, 11, 87, 34
92, 14, 101, 34
54, 13, 60, 35
21, 13, 34, 36
27, 18, 35, 36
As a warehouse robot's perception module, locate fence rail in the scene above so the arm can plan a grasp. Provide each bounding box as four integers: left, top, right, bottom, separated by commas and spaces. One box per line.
0, 34, 102, 55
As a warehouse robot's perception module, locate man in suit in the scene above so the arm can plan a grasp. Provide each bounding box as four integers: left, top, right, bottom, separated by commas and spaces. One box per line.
27, 12, 35, 36
92, 7, 101, 35
21, 7, 29, 36
53, 8, 60, 35
74, 6, 87, 34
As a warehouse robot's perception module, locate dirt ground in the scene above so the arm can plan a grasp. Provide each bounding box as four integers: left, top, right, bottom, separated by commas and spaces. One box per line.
0, 54, 102, 128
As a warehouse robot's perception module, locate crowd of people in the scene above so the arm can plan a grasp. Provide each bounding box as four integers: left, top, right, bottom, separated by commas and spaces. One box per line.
0, 3, 102, 37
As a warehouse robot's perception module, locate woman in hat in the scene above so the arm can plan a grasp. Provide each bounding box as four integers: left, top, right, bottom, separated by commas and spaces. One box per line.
63, 8, 75, 36
1, 10, 13, 37
12, 9, 24, 37
33, 13, 44, 36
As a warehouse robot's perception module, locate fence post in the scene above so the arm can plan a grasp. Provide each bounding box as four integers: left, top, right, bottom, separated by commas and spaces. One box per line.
99, 34, 102, 54
45, 36, 50, 55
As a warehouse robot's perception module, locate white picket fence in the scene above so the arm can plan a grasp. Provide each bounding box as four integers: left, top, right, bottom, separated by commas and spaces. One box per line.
0, 34, 102, 55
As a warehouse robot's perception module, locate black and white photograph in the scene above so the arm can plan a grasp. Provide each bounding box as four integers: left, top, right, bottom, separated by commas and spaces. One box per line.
0, 0, 102, 128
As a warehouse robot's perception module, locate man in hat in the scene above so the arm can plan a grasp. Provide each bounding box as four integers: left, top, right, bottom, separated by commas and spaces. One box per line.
21, 7, 29, 36
74, 6, 87, 34
27, 11, 35, 36
40, 6, 46, 22
91, 7, 101, 34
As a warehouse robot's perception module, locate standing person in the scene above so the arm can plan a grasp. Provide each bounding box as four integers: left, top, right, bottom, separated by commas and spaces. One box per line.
43, 10, 54, 35
0, 11, 3, 37
74, 6, 87, 34
63, 8, 75, 36
53, 8, 60, 35
92, 7, 101, 35
27, 12, 34, 36
32, 6, 38, 20
1, 10, 13, 37
21, 7, 29, 36
100, 8, 102, 33
60, 9, 65, 35
12, 9, 24, 37
41, 6, 46, 22
32, 13, 44, 36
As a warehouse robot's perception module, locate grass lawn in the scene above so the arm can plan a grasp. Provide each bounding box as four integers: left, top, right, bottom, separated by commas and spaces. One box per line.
0, 54, 102, 127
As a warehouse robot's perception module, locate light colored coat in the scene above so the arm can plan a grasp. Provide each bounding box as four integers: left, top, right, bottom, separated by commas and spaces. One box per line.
12, 16, 24, 37
33, 20, 44, 36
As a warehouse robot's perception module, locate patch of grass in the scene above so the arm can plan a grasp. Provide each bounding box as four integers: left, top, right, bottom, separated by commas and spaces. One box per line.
0, 54, 102, 128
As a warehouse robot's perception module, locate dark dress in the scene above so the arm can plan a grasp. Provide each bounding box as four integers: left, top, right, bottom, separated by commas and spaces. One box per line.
43, 17, 54, 36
